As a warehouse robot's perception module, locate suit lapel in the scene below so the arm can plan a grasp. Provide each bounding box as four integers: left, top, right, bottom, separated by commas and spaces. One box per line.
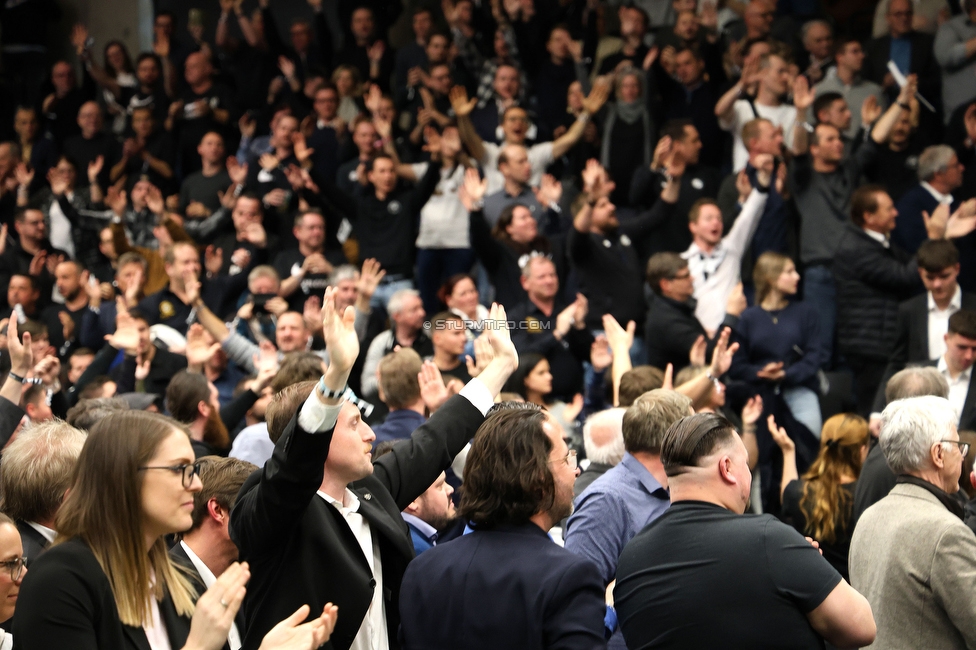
913, 300, 929, 360
122, 626, 152, 650
353, 486, 414, 560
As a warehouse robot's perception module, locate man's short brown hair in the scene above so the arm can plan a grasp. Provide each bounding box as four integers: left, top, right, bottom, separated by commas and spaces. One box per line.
688, 198, 719, 224
850, 184, 886, 227
618, 366, 665, 406
661, 412, 739, 476
267, 380, 318, 444
378, 348, 423, 409
645, 253, 688, 296
916, 239, 959, 273
271, 352, 325, 393
623, 389, 693, 454
948, 309, 976, 340
188, 456, 257, 531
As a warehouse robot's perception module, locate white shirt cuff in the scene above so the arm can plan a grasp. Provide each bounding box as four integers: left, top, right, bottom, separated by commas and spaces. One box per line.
459, 378, 494, 416
297, 389, 343, 433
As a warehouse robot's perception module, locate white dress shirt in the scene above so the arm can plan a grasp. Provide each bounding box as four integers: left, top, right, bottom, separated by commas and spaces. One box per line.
26, 521, 55, 543
920, 181, 954, 206
927, 286, 962, 360
180, 542, 242, 650
862, 228, 890, 248
938, 355, 971, 423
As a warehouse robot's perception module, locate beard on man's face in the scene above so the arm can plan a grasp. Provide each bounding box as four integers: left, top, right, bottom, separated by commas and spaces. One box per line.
203, 406, 230, 450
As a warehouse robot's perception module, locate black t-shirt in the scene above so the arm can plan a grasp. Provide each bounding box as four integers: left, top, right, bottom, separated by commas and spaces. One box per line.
615, 501, 841, 650
273, 248, 331, 312
179, 169, 232, 214
781, 480, 856, 581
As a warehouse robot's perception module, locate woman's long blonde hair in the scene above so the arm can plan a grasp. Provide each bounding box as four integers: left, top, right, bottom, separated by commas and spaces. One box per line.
752, 251, 791, 305
55, 411, 197, 626
799, 413, 870, 543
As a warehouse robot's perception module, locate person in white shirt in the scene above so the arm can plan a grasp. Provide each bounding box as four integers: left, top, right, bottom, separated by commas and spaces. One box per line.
171, 457, 257, 650
715, 52, 800, 171
936, 310, 976, 427
682, 160, 771, 334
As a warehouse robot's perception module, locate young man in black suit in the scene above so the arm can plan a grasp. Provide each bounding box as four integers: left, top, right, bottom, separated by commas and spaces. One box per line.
871, 239, 976, 417
230, 292, 519, 650
171, 456, 255, 650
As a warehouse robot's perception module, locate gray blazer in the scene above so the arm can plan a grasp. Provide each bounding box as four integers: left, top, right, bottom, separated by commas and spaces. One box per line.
850, 483, 976, 649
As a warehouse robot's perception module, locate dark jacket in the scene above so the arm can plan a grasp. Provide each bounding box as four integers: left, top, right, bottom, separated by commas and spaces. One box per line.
16, 520, 49, 569
644, 293, 739, 372
864, 32, 941, 112
169, 542, 242, 650
833, 224, 922, 361
893, 184, 956, 254
509, 299, 594, 401
14, 537, 191, 650
110, 346, 188, 396
871, 290, 976, 413
229, 394, 485, 650
569, 199, 677, 331
398, 523, 606, 650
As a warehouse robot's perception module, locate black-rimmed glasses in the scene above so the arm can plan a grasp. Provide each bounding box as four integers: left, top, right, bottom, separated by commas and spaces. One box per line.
138, 461, 204, 488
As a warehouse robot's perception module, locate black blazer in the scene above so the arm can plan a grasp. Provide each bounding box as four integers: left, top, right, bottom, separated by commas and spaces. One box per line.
398, 524, 606, 650
15, 520, 48, 569
229, 394, 485, 650
169, 542, 242, 650
871, 291, 976, 412
13, 537, 191, 650
864, 32, 941, 106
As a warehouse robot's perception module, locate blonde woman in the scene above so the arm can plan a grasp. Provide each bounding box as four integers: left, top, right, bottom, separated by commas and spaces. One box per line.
14, 410, 338, 650
771, 413, 871, 579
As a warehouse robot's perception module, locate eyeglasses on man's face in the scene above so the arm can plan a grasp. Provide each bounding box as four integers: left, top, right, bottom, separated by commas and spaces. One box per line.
138, 461, 204, 488
940, 440, 971, 457
550, 449, 578, 471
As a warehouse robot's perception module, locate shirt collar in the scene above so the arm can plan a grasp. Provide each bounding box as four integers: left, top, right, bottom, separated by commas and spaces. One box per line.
862, 228, 889, 247
938, 354, 972, 382
920, 181, 954, 205
927, 285, 962, 312
620, 452, 669, 498
682, 241, 724, 260
26, 521, 55, 543
180, 541, 217, 588
318, 488, 362, 514
401, 513, 438, 542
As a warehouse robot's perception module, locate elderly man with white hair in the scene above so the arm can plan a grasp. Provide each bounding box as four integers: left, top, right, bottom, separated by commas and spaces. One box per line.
850, 395, 976, 649
575, 407, 626, 498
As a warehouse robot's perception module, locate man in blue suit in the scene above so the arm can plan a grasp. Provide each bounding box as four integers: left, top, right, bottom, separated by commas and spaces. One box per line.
399, 405, 607, 649
893, 144, 965, 254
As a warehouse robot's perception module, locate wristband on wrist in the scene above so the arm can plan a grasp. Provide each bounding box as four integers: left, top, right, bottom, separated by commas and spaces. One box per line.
897, 101, 910, 110
317, 376, 348, 399
7, 372, 27, 384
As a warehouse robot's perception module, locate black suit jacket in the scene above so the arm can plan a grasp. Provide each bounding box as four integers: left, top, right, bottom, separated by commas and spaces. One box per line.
230, 394, 485, 650
398, 523, 606, 649
16, 520, 48, 569
169, 542, 242, 650
864, 32, 941, 108
871, 291, 976, 412
13, 537, 191, 650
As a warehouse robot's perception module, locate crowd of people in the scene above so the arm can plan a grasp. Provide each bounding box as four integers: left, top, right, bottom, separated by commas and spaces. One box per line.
0, 0, 974, 646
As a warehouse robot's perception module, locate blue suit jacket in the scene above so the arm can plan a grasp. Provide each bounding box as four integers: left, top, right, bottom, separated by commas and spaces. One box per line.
399, 523, 607, 649
893, 184, 955, 254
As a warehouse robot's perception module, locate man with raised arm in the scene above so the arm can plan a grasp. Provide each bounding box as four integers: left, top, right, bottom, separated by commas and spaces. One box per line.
230, 291, 519, 650
449, 82, 609, 194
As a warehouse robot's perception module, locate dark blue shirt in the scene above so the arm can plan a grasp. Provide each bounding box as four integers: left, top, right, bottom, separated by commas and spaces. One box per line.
372, 409, 427, 447
730, 300, 822, 392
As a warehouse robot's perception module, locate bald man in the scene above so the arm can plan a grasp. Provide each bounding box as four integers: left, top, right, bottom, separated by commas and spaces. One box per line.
62, 102, 119, 189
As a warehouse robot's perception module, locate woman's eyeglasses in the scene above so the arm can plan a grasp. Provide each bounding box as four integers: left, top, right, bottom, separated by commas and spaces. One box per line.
138, 461, 204, 488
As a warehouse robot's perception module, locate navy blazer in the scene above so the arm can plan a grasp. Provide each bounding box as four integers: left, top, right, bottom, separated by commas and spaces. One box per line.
230, 394, 484, 650
893, 184, 954, 254
16, 520, 48, 569
14, 538, 191, 650
399, 523, 607, 650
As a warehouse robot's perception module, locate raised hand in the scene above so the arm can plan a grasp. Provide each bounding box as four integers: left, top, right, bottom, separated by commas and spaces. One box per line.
945, 199, 976, 239
356, 258, 385, 304
602, 313, 635, 356
708, 327, 739, 377
88, 155, 104, 183
186, 323, 221, 367
321, 286, 360, 373
227, 156, 249, 185
860, 95, 882, 126
59, 311, 75, 342
651, 135, 672, 170
364, 83, 383, 115
7, 318, 33, 376
449, 86, 477, 117
47, 167, 69, 196
533, 174, 563, 207
303, 295, 323, 332
965, 103, 976, 142
292, 132, 315, 165
642, 46, 659, 71
184, 269, 202, 306
458, 168, 487, 211
482, 303, 518, 373
278, 56, 296, 80
204, 246, 223, 277
791, 74, 814, 112
726, 282, 747, 317
250, 340, 280, 391
15, 163, 34, 190
367, 40, 385, 63
71, 24, 90, 55
767, 414, 795, 452
418, 360, 450, 413
146, 184, 165, 214
581, 78, 611, 115
259, 153, 280, 172
581, 158, 604, 195
922, 202, 951, 239
465, 334, 494, 378
741, 395, 763, 425
689, 334, 707, 367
